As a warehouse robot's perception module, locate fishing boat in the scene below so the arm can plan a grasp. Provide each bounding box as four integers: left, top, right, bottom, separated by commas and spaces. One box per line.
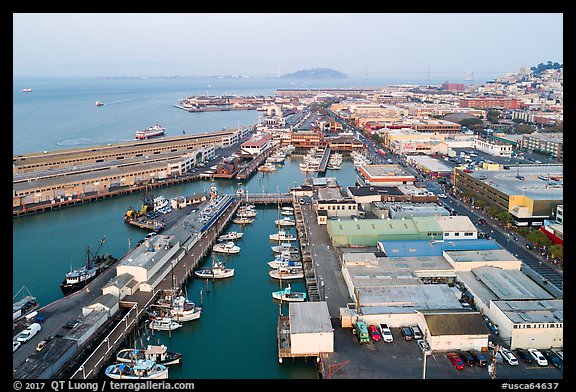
281, 208, 294, 216
233, 216, 254, 225
194, 258, 234, 279
269, 267, 304, 280
269, 229, 297, 242
236, 209, 257, 218
116, 345, 182, 366
148, 317, 182, 332
171, 295, 202, 322
135, 124, 166, 140
272, 284, 307, 302
275, 217, 296, 227
13, 286, 40, 322
212, 241, 240, 254
105, 359, 168, 379
267, 257, 303, 269
95, 101, 104, 106
218, 231, 244, 241
271, 243, 299, 255
60, 237, 118, 296
257, 162, 277, 172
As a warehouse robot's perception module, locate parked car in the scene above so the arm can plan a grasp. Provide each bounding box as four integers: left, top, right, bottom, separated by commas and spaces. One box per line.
542, 349, 562, 368
417, 339, 431, 356
447, 352, 466, 370
16, 323, 42, 343
379, 324, 393, 343
400, 327, 413, 341
437, 193, 447, 198
479, 218, 487, 225
63, 319, 79, 329
528, 348, 548, 366
410, 325, 423, 340
500, 348, 519, 366
13, 340, 21, 352
470, 351, 488, 367
515, 348, 534, 364
36, 338, 50, 352
368, 325, 381, 342
552, 349, 563, 361
459, 350, 476, 366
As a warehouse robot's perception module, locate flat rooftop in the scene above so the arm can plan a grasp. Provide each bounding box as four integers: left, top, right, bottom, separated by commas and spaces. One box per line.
289, 302, 332, 334
406, 155, 453, 173
457, 266, 554, 304
378, 239, 501, 258
347, 186, 405, 197
445, 249, 518, 263
354, 284, 463, 311
466, 164, 563, 200
360, 164, 413, 178
492, 299, 563, 324
121, 235, 175, 270
317, 187, 344, 200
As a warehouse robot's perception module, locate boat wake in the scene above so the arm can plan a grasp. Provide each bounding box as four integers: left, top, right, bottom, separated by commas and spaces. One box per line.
103, 99, 133, 105
57, 138, 96, 147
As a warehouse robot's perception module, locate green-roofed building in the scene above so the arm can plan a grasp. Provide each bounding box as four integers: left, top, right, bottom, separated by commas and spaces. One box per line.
326, 217, 443, 247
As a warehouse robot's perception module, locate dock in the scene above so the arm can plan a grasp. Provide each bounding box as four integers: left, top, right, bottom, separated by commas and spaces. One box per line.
235, 148, 276, 180
317, 147, 332, 173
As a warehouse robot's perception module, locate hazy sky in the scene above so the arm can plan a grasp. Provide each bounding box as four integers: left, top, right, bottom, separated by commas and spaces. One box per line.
13, 13, 563, 77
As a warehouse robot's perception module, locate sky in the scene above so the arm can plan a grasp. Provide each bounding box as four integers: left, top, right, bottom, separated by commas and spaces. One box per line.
13, 13, 563, 77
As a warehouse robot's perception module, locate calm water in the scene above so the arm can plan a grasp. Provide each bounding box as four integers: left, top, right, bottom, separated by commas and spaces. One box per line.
12, 75, 488, 378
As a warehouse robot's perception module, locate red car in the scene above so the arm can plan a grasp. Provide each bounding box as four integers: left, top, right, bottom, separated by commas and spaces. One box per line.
368, 325, 381, 342
447, 352, 466, 370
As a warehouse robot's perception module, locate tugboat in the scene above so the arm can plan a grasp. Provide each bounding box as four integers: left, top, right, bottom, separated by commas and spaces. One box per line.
60, 237, 118, 296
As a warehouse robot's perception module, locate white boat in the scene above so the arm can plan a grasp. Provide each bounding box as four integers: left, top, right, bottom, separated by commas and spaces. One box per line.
148, 317, 182, 332
105, 359, 168, 379
233, 217, 254, 225
257, 162, 277, 172
269, 267, 304, 280
153, 196, 169, 212
116, 345, 182, 366
299, 159, 320, 172
194, 259, 234, 279
269, 230, 297, 242
236, 210, 257, 218
95, 101, 104, 106
271, 243, 299, 254
218, 231, 244, 241
21, 88, 32, 92
282, 206, 294, 211
136, 124, 165, 140
212, 241, 240, 254
281, 210, 294, 216
268, 257, 303, 269
272, 284, 307, 302
171, 295, 202, 322
275, 217, 296, 227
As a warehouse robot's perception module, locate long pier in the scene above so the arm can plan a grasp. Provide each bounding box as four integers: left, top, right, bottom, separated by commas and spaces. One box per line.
235, 148, 276, 180
317, 147, 332, 173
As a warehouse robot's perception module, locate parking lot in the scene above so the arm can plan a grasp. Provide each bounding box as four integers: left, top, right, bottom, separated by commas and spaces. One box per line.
323, 322, 563, 379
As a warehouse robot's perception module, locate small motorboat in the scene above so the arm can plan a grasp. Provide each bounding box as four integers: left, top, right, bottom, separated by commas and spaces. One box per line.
212, 241, 241, 254
105, 359, 168, 379
272, 284, 307, 302
218, 231, 245, 241
148, 317, 182, 332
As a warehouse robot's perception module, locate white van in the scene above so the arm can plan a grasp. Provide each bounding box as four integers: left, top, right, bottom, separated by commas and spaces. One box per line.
17, 323, 41, 343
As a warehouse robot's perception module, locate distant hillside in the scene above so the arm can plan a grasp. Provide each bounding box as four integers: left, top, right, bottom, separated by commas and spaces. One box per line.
282, 68, 347, 79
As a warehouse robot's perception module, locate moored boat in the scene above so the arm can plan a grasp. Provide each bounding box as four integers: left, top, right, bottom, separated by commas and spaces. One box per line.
269, 229, 297, 242
116, 345, 182, 366
267, 257, 303, 269
194, 258, 234, 279
272, 284, 307, 302
269, 267, 304, 280
148, 317, 182, 332
233, 217, 254, 225
13, 286, 40, 322
275, 217, 296, 227
212, 241, 240, 254
171, 295, 202, 322
271, 243, 299, 254
105, 359, 168, 379
218, 231, 244, 241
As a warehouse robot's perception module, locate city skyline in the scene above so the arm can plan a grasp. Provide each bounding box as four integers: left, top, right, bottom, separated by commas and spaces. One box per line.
13, 13, 563, 77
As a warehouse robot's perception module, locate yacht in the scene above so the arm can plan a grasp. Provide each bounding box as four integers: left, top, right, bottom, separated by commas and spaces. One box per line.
171, 295, 202, 322
218, 231, 244, 241
275, 217, 296, 227
194, 259, 234, 279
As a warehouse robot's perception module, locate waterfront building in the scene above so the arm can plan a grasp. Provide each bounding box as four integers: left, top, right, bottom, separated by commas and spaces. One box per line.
405, 155, 453, 179
240, 133, 274, 157
313, 187, 358, 224
375, 202, 450, 219
290, 130, 324, 149
454, 164, 563, 227
347, 186, 410, 205
83, 293, 120, 317
325, 135, 365, 152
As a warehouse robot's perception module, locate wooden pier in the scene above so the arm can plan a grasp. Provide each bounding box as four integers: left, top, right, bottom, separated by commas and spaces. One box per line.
317, 147, 332, 173
235, 148, 275, 180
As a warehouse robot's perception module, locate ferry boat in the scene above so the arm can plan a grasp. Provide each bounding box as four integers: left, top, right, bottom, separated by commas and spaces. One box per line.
272, 284, 307, 302
105, 359, 168, 379
95, 101, 104, 106
60, 237, 118, 296
135, 124, 166, 140
116, 345, 182, 366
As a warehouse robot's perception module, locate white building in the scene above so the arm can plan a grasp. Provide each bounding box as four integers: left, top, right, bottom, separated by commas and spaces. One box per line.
435, 216, 478, 240
473, 138, 512, 158
287, 302, 333, 356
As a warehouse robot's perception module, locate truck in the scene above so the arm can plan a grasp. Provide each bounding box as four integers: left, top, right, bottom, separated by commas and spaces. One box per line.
353, 321, 370, 344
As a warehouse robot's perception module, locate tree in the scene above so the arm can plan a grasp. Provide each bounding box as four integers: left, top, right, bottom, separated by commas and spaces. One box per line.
459, 118, 483, 128
515, 124, 537, 133
527, 230, 552, 248
549, 244, 563, 260
486, 109, 501, 123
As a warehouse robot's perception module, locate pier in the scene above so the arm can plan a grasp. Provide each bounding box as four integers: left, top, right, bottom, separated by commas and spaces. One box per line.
317, 147, 332, 173
235, 148, 276, 180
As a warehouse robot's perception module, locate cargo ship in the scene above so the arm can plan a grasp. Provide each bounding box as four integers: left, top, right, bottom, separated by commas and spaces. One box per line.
60, 237, 118, 296
135, 124, 166, 140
